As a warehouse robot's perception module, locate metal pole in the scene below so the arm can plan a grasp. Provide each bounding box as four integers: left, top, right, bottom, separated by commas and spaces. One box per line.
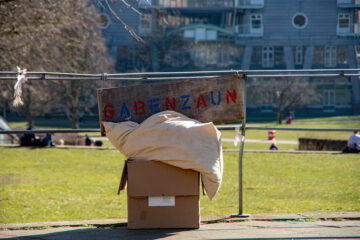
1, 127, 358, 135
0, 129, 100, 134
231, 73, 250, 218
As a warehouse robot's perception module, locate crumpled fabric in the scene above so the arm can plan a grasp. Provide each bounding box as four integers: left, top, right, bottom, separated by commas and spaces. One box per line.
102, 111, 223, 200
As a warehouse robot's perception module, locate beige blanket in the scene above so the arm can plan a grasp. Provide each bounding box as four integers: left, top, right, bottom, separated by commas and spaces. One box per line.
102, 111, 223, 200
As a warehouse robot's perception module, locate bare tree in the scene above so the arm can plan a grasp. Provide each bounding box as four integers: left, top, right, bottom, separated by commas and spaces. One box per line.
252, 78, 320, 124
0, 0, 114, 127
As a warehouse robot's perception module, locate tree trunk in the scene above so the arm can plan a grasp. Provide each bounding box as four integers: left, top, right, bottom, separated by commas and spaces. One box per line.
24, 90, 35, 128
2, 101, 6, 120
71, 106, 79, 129
71, 117, 79, 129
26, 115, 35, 128
277, 107, 283, 124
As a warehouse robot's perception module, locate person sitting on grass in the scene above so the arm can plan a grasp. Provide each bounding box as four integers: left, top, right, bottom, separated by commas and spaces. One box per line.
85, 134, 92, 146
269, 141, 279, 151
347, 130, 360, 153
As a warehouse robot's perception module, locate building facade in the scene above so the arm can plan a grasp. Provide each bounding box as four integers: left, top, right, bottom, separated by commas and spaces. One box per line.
97, 0, 360, 115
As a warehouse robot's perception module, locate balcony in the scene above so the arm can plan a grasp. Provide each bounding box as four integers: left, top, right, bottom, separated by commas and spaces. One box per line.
234, 24, 263, 37
337, 23, 360, 37
139, 0, 234, 9
337, 0, 360, 8
236, 0, 264, 9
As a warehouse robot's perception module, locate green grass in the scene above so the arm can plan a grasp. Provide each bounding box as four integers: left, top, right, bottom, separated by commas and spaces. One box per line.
291, 115, 360, 123
1, 147, 359, 223
220, 121, 360, 141
0, 148, 126, 223
8, 115, 360, 149
222, 142, 297, 150
202, 152, 360, 217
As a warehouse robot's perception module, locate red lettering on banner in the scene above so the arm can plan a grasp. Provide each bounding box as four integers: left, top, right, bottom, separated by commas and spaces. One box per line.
135, 101, 145, 115
226, 90, 237, 104
196, 94, 207, 108
104, 104, 115, 119
166, 97, 176, 111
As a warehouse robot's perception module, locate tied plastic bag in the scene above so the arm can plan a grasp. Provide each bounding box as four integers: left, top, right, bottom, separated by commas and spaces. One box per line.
103, 111, 223, 200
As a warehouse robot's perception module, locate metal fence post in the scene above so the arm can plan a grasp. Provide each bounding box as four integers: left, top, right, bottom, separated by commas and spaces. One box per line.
231, 72, 250, 218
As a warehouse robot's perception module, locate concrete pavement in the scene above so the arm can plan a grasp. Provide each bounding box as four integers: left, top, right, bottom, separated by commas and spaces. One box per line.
1, 220, 360, 239
1, 212, 360, 240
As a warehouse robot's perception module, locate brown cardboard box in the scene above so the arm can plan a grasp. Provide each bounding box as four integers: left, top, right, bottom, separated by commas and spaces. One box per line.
119, 159, 200, 229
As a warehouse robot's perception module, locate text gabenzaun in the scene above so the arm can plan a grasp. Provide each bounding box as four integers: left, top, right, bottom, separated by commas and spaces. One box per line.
103, 89, 239, 120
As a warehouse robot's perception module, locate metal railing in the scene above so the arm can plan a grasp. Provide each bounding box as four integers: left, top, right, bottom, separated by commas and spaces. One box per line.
1, 68, 359, 218
337, 0, 360, 5
1, 69, 359, 81
234, 24, 263, 36
0, 126, 359, 135
140, 0, 234, 8
236, 0, 264, 8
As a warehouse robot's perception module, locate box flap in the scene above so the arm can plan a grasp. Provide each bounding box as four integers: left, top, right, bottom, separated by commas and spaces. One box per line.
117, 160, 128, 195
127, 159, 199, 197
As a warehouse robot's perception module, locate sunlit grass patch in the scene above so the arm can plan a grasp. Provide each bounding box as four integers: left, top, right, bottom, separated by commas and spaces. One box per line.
1, 147, 359, 223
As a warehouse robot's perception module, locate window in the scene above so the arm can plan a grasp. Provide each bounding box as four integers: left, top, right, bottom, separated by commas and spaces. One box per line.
226, 12, 233, 27
159, 0, 176, 7
337, 46, 348, 66
295, 46, 303, 65
139, 14, 152, 35
251, 0, 264, 4
250, 14, 263, 34
195, 28, 206, 41
97, 13, 110, 29
356, 44, 360, 62
338, 13, 350, 29
313, 46, 324, 66
206, 30, 217, 40
139, 0, 152, 7
323, 90, 335, 106
262, 47, 274, 67
324, 46, 337, 67
185, 28, 217, 41
274, 47, 284, 66
184, 30, 195, 38
292, 13, 308, 29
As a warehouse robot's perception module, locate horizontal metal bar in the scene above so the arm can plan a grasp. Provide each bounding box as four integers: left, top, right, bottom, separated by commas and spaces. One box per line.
217, 126, 359, 132
0, 76, 222, 81
1, 73, 358, 81
243, 68, 359, 73
0, 129, 100, 134
247, 73, 360, 78
107, 75, 221, 81
0, 126, 358, 134
106, 70, 238, 77
69, 68, 360, 77
0, 77, 102, 81
0, 69, 359, 78
0, 71, 102, 77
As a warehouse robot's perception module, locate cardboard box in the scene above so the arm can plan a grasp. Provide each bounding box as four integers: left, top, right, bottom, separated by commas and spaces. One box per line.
119, 159, 200, 229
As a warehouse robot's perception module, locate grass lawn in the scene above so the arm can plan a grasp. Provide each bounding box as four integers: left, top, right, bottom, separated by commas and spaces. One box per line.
7, 115, 360, 151
1, 147, 359, 223
222, 142, 298, 151
220, 122, 360, 141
